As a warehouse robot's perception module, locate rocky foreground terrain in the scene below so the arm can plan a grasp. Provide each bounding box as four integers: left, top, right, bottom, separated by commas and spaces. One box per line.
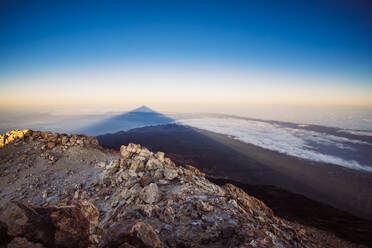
0, 130, 368, 248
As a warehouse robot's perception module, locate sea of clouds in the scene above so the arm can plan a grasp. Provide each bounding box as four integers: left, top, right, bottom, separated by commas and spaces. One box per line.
177, 117, 372, 172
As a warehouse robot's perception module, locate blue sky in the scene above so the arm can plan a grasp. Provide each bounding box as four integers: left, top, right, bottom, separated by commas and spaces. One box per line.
0, 0, 372, 110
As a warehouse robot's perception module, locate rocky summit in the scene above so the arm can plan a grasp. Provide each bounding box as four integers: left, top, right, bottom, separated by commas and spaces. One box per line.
0, 130, 365, 248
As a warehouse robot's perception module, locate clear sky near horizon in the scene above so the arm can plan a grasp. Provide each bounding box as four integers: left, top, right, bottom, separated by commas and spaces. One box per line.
1, 0, 372, 114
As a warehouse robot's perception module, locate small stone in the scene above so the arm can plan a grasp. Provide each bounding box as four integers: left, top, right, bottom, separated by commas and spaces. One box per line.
46, 195, 58, 202
159, 206, 175, 224
139, 148, 151, 159
129, 158, 145, 172
61, 136, 69, 145
32, 131, 41, 137
125, 177, 138, 188
46, 133, 58, 142
120, 188, 130, 200
111, 200, 119, 208
128, 170, 137, 178
97, 161, 106, 168
47, 142, 55, 149
153, 169, 163, 180
146, 159, 163, 171
194, 200, 214, 212
164, 157, 175, 166
127, 143, 141, 153
139, 205, 157, 218
74, 191, 79, 200
164, 169, 178, 180
140, 183, 161, 204
156, 152, 165, 162
140, 175, 153, 187
122, 184, 143, 200
158, 179, 169, 185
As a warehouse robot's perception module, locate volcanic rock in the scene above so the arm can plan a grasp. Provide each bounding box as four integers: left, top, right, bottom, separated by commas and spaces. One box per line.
140, 183, 161, 204
0, 131, 367, 248
99, 221, 164, 248
7, 237, 44, 248
0, 200, 99, 248
163, 168, 178, 180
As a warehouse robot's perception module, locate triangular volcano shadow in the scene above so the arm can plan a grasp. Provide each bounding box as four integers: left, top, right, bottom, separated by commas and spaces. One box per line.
75, 106, 174, 136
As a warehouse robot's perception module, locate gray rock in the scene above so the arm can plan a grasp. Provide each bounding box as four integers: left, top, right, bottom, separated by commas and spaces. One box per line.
164, 168, 178, 180
158, 179, 169, 185
139, 148, 152, 160
122, 183, 143, 200
146, 158, 163, 171
74, 190, 79, 200
156, 152, 165, 162
129, 158, 145, 172
153, 169, 163, 180
97, 161, 106, 168
125, 177, 139, 188
159, 206, 175, 224
140, 183, 161, 204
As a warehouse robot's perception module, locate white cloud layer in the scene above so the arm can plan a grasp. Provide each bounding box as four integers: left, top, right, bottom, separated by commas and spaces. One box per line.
177, 117, 372, 172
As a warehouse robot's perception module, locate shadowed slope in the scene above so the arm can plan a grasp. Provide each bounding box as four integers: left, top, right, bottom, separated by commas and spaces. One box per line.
208, 177, 372, 247
97, 123, 372, 246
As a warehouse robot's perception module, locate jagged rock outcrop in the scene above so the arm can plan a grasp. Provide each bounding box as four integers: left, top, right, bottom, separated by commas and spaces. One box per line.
0, 129, 99, 150
0, 130, 365, 248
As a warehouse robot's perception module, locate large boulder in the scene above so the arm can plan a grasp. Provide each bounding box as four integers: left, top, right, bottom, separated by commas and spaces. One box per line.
0, 200, 99, 248
7, 237, 44, 248
99, 220, 164, 248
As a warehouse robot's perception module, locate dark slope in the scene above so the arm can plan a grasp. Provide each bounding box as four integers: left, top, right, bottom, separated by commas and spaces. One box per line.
97, 124, 372, 247
98, 124, 278, 184
208, 177, 372, 247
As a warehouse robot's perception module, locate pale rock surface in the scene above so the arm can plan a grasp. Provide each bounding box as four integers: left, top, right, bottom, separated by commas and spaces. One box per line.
140, 183, 161, 204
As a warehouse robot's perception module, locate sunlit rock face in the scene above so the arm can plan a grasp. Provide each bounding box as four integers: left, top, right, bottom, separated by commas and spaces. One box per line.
0, 130, 361, 248
0, 129, 31, 148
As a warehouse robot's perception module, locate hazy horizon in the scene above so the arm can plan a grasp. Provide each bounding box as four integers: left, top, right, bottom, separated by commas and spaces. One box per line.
1, 104, 372, 133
